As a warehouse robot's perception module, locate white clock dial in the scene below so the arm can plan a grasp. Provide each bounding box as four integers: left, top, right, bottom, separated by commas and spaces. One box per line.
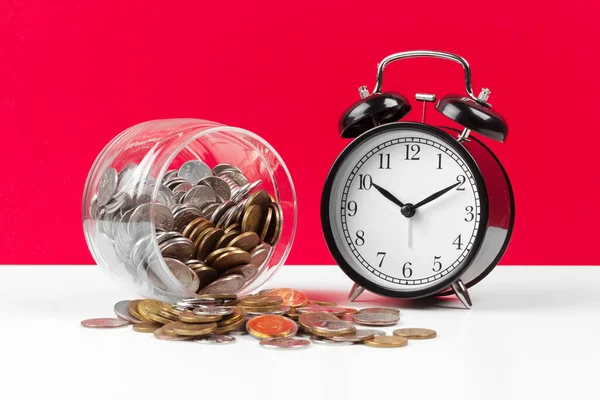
327, 126, 484, 292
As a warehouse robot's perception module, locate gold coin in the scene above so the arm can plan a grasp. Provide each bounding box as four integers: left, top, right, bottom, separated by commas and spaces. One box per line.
137, 300, 175, 325
206, 247, 239, 265
192, 226, 215, 254
217, 306, 246, 327
228, 231, 261, 251
157, 309, 180, 321
129, 300, 148, 322
154, 327, 192, 341
189, 220, 214, 242
162, 322, 180, 336
179, 310, 222, 323
245, 190, 271, 209
197, 228, 225, 260
393, 328, 437, 339
259, 207, 273, 241
171, 321, 217, 336
264, 203, 282, 245
240, 305, 282, 313
212, 249, 251, 272
297, 312, 339, 333
192, 266, 219, 289
132, 322, 162, 333
182, 217, 209, 239
215, 230, 239, 249
240, 295, 283, 307
224, 223, 241, 233
364, 336, 408, 348
241, 205, 262, 233
214, 316, 246, 334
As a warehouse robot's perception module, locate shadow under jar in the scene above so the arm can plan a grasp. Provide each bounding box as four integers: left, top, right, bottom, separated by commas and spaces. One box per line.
83, 119, 297, 302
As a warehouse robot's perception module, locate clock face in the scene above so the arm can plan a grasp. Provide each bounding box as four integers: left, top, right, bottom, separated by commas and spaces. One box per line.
323, 123, 487, 296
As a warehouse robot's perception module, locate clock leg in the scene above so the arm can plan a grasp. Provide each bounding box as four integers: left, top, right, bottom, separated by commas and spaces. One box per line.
348, 283, 366, 302
451, 279, 472, 309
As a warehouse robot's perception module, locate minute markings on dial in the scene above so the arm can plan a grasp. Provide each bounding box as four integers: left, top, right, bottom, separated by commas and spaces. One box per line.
339, 136, 481, 285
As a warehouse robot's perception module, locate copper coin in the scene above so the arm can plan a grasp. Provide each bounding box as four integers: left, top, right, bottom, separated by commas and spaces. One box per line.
247, 315, 297, 339
224, 223, 241, 233
221, 263, 258, 281
358, 307, 400, 316
81, 318, 130, 328
228, 231, 260, 251
192, 226, 215, 253
153, 327, 192, 341
205, 247, 238, 265
215, 230, 239, 249
199, 274, 245, 294
196, 228, 225, 260
242, 205, 262, 233
132, 322, 163, 333
173, 207, 203, 233
267, 288, 308, 307
181, 217, 209, 239
308, 300, 338, 307
192, 266, 219, 289
260, 337, 310, 349
212, 249, 251, 272
352, 313, 399, 326
393, 328, 437, 339
259, 206, 273, 241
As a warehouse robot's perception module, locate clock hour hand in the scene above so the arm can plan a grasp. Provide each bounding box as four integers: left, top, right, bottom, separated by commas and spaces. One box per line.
372, 183, 405, 208
413, 181, 461, 210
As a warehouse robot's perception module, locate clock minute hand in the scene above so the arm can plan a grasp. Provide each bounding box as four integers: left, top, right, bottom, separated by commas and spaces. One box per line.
372, 183, 405, 208
413, 181, 461, 210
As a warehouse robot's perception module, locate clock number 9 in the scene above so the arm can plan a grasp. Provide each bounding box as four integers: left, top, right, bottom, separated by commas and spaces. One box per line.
347, 201, 358, 217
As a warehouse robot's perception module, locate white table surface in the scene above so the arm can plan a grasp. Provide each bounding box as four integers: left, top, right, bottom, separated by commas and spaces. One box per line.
0, 265, 598, 400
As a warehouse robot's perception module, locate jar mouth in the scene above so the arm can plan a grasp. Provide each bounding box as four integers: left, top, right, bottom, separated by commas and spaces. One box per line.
83, 119, 297, 302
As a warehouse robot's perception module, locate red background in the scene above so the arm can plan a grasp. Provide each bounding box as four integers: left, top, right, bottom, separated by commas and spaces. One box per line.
1, 1, 598, 265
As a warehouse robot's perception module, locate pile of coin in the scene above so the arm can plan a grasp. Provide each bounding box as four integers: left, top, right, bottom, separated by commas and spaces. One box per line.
82, 288, 437, 349
89, 159, 283, 296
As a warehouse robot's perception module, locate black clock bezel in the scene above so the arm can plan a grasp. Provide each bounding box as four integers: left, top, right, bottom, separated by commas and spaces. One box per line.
320, 122, 489, 299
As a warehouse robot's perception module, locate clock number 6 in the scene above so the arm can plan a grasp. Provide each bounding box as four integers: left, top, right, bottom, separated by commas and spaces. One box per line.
402, 262, 413, 278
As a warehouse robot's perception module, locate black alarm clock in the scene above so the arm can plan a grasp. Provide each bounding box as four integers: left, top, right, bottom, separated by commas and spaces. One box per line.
321, 50, 514, 308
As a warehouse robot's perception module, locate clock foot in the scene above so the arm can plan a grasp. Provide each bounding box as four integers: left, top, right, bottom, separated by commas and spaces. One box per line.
451, 279, 472, 309
348, 283, 366, 302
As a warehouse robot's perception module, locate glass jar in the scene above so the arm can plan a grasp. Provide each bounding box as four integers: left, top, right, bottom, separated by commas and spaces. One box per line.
82, 119, 297, 302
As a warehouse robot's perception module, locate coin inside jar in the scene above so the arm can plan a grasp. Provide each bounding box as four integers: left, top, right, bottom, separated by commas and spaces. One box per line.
212, 249, 251, 272
228, 231, 260, 251
198, 274, 245, 294
241, 205, 263, 233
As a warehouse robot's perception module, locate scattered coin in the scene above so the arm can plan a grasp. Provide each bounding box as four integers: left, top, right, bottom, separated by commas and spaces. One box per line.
364, 336, 408, 348
114, 300, 142, 323
310, 335, 354, 346
259, 338, 310, 349
132, 322, 163, 333
358, 307, 401, 316
393, 328, 437, 339
171, 321, 218, 336
352, 313, 400, 326
328, 329, 380, 343
154, 327, 193, 341
246, 315, 297, 339
298, 312, 339, 334
297, 306, 347, 316
311, 320, 356, 337
81, 318, 130, 328
267, 288, 308, 307
194, 334, 236, 344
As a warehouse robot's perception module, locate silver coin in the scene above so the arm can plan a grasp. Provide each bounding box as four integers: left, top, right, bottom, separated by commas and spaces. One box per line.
229, 198, 248, 224
357, 307, 401, 316
216, 206, 237, 228
250, 243, 272, 268
259, 338, 310, 349
221, 264, 258, 281
210, 200, 235, 225
162, 170, 178, 183
172, 206, 203, 232
310, 335, 354, 346
311, 320, 355, 335
328, 329, 381, 343
220, 169, 249, 186
194, 334, 236, 344
156, 231, 183, 245
172, 181, 193, 193
160, 237, 194, 262
246, 309, 285, 316
154, 203, 174, 232
192, 306, 235, 316
97, 167, 118, 206
163, 258, 200, 292
157, 185, 177, 208
113, 300, 142, 323
199, 176, 231, 202
352, 313, 400, 326
127, 203, 152, 237
212, 163, 243, 176
166, 177, 189, 190
178, 160, 212, 185
104, 192, 132, 214
117, 163, 138, 191
176, 298, 222, 307
184, 185, 217, 207
199, 274, 245, 294
202, 202, 221, 219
